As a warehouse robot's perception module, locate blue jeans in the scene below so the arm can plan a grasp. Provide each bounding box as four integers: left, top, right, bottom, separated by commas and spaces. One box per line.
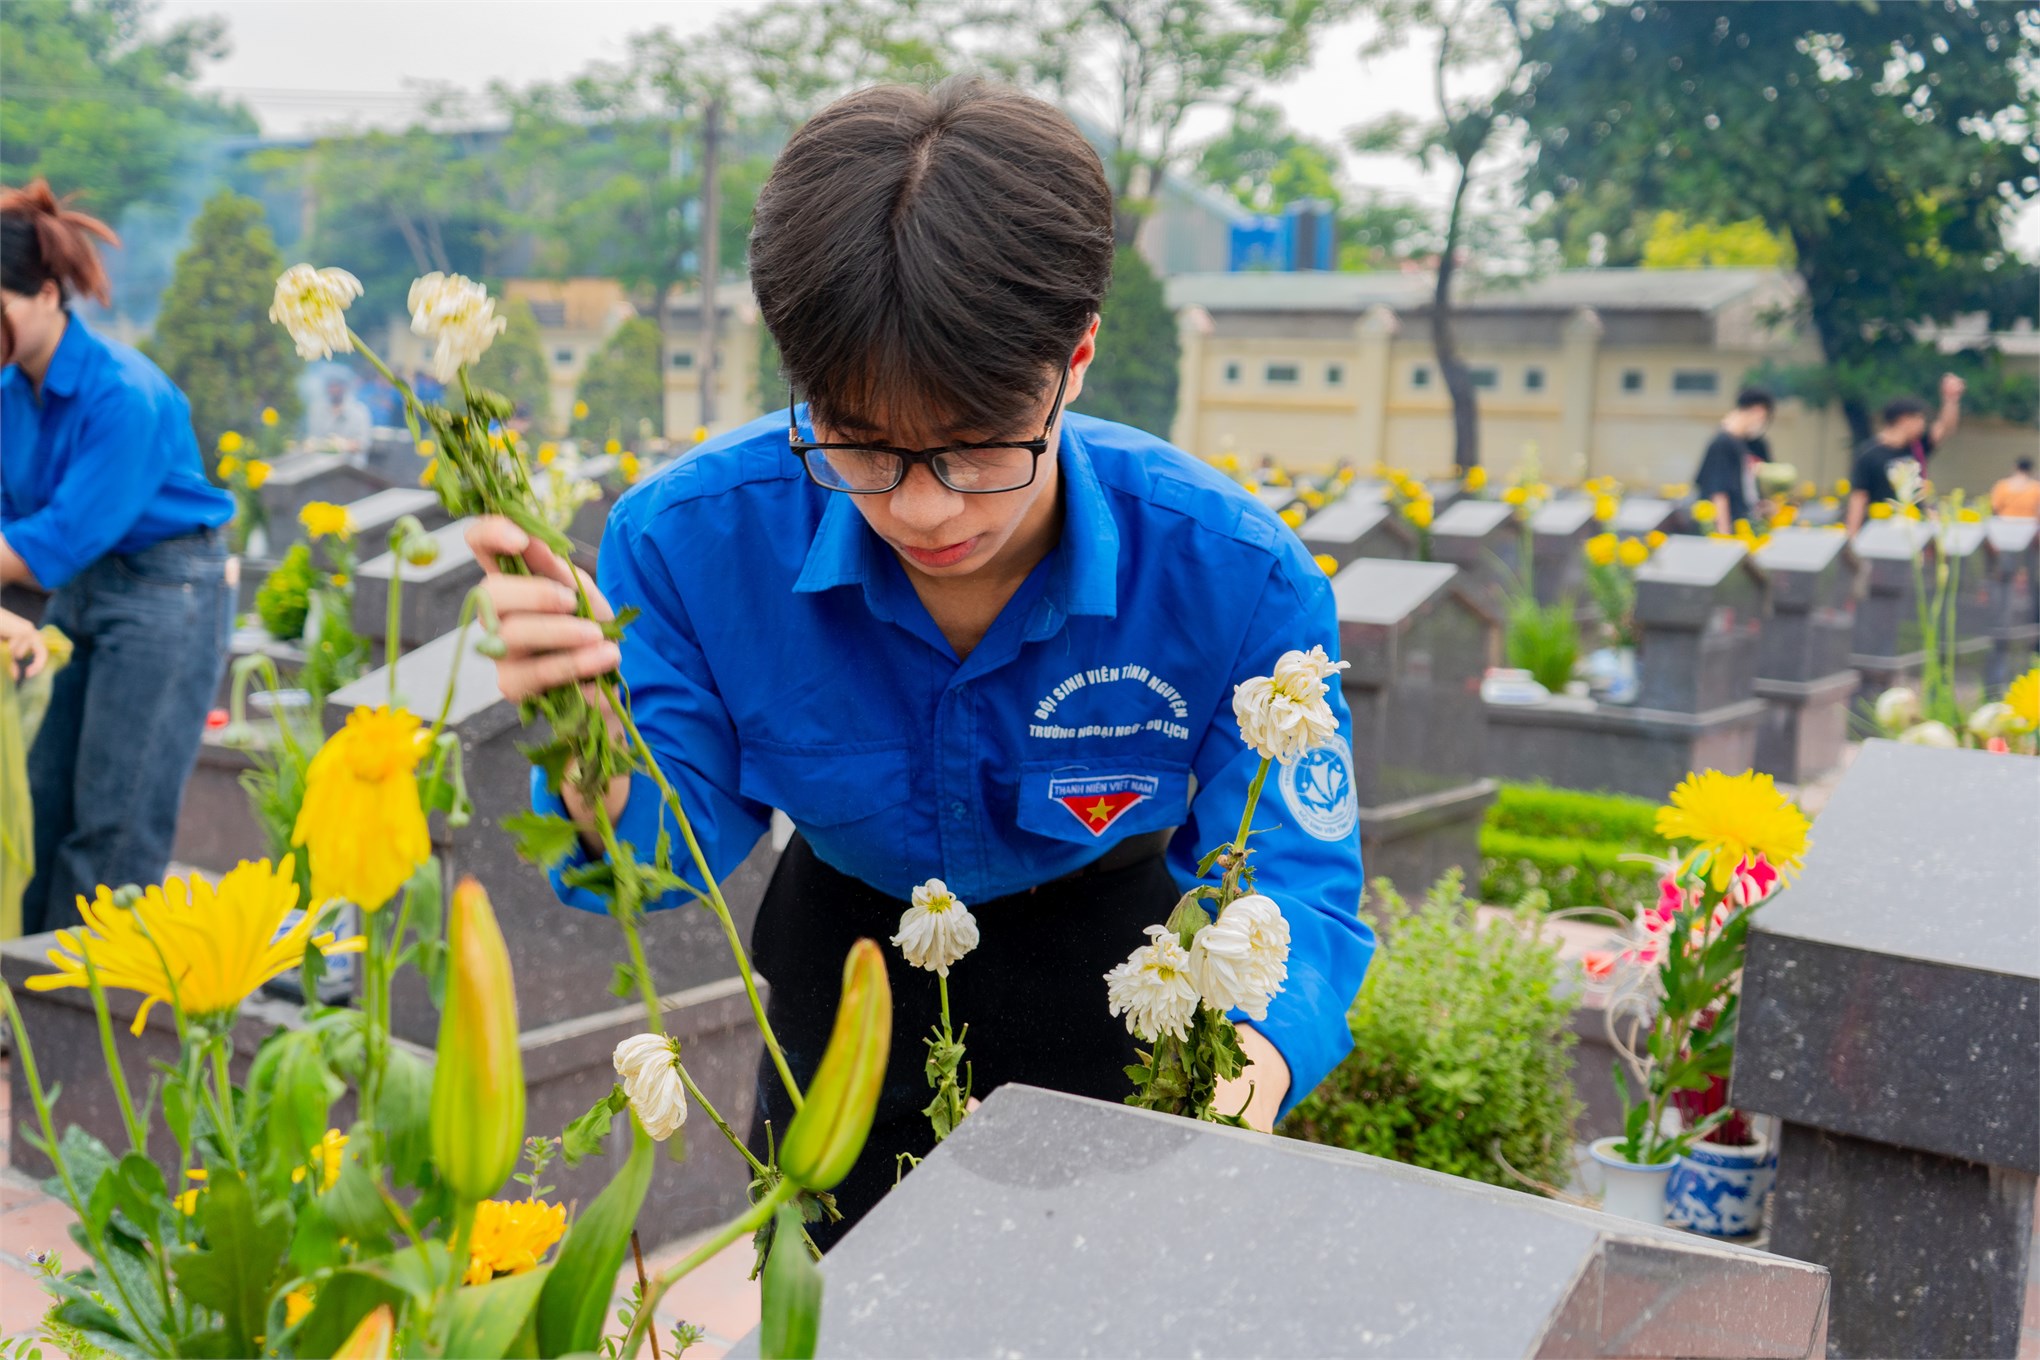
23, 530, 232, 935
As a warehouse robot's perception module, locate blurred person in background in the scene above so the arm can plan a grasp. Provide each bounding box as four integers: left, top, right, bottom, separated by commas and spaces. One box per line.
1693, 386, 1774, 528
1846, 374, 1965, 534
0, 180, 234, 934
1991, 456, 2039, 520
308, 371, 373, 455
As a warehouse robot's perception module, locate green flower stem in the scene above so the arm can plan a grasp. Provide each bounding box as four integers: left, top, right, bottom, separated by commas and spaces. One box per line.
675, 1061, 769, 1178
385, 554, 404, 700
207, 1036, 243, 1168
77, 948, 147, 1156
1220, 757, 1272, 902
0, 984, 172, 1355
621, 1177, 800, 1360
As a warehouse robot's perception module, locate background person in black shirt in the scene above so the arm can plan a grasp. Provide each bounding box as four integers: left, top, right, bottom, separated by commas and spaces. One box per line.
1845, 374, 1966, 534
1694, 387, 1775, 527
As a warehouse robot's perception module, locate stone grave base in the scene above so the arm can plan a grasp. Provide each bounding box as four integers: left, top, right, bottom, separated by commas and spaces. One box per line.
1358, 779, 1497, 901
1, 933, 767, 1247
1753, 670, 1859, 787
1987, 629, 2040, 692
171, 729, 272, 873
1485, 695, 1765, 800
1851, 639, 1993, 718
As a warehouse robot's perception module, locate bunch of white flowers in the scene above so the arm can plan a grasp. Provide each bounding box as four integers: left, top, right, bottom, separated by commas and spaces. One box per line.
1231, 645, 1349, 765
270, 264, 362, 361
408, 271, 508, 382
612, 1032, 688, 1141
1105, 924, 1201, 1042
1107, 896, 1290, 1041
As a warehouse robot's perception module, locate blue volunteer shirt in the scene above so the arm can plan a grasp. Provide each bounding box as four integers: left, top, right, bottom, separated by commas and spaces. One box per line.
536, 408, 1374, 1117
2, 316, 232, 590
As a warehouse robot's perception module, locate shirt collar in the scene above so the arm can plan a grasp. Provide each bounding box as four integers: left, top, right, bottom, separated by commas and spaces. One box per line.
40, 316, 93, 398
791, 417, 1122, 622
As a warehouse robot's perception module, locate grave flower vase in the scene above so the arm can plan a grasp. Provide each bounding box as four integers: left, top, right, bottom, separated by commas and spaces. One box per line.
1667, 1129, 1775, 1239
1589, 1136, 1673, 1225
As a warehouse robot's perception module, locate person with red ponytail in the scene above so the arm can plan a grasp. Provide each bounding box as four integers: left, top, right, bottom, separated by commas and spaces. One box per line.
1, 180, 234, 934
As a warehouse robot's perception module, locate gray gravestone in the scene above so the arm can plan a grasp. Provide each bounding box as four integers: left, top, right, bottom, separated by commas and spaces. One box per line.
1333, 559, 1498, 894
1255, 484, 1298, 516
1985, 516, 2040, 690
743, 1085, 1831, 1359
351, 519, 485, 649
1632, 536, 1766, 714
1734, 741, 2040, 1359
1940, 519, 1997, 652
1849, 519, 1934, 693
1299, 496, 1414, 572
1529, 497, 1597, 607
1611, 496, 1677, 538
1422, 478, 1465, 514
258, 451, 392, 552
1752, 529, 1859, 785
328, 487, 452, 548
327, 629, 781, 1241
1429, 499, 1522, 617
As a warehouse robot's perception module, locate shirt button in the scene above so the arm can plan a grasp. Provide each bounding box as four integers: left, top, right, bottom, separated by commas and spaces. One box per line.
949, 801, 968, 821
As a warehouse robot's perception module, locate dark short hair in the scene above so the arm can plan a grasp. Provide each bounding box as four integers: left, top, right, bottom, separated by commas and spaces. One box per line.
749, 77, 1115, 440
1735, 386, 1775, 412
2018, 457, 2034, 473
1881, 395, 1930, 427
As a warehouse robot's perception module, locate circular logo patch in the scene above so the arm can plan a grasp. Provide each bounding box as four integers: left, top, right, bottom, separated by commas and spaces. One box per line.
1279, 744, 1359, 842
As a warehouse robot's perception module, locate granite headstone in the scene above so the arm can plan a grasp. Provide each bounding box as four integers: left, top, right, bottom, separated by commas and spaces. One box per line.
1529, 497, 1597, 607
351, 519, 485, 649
1751, 529, 1859, 785
1299, 496, 1413, 573
1429, 499, 1522, 617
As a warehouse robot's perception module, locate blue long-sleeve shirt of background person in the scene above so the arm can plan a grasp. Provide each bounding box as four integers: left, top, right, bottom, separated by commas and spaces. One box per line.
532, 408, 1375, 1118
2, 316, 231, 589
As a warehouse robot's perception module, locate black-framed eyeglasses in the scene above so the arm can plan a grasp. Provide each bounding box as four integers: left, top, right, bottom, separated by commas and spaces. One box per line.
789, 368, 1071, 495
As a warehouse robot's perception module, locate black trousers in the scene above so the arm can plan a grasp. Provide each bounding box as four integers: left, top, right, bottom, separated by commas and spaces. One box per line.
747, 834, 1179, 1248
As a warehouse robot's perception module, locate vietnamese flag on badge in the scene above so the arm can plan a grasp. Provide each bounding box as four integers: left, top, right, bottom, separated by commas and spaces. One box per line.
1047, 773, 1161, 838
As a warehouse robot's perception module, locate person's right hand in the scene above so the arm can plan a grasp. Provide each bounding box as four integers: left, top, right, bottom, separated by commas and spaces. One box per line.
0, 609, 47, 682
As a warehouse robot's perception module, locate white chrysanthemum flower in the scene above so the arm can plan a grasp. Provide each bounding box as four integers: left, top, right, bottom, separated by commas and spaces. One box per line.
891, 878, 980, 976
1888, 458, 1923, 507
1897, 719, 1959, 748
270, 264, 362, 361
1873, 686, 1920, 733
612, 1033, 687, 1141
1104, 925, 1200, 1042
1232, 645, 1349, 766
408, 271, 508, 381
1186, 893, 1291, 1021
1966, 701, 2015, 741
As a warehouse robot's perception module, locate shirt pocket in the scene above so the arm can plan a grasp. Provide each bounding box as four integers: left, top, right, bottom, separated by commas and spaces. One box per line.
1014, 755, 1192, 847
737, 737, 914, 832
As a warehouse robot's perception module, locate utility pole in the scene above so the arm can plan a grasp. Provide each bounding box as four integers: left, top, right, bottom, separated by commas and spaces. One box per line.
697, 97, 722, 433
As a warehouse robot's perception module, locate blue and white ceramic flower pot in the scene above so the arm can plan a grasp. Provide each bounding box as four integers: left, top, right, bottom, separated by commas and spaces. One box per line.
1667, 1131, 1775, 1239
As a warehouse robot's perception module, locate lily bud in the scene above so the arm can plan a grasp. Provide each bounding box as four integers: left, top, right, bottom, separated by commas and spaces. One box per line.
430, 878, 525, 1201
778, 939, 890, 1192
332, 1304, 394, 1360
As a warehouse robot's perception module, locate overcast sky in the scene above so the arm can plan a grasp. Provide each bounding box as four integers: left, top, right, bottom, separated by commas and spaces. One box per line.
159, 0, 2038, 257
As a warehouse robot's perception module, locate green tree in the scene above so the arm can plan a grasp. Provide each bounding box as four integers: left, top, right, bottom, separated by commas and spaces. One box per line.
572, 317, 664, 445
0, 0, 253, 226
1639, 212, 1793, 270
469, 294, 550, 425
1519, 1, 2040, 441
141, 189, 303, 457
1075, 246, 1180, 436
1196, 99, 1343, 213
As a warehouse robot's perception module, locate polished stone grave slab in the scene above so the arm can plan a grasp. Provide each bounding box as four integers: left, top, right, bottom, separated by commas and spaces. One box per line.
351, 518, 484, 649
1847, 518, 1991, 695
1299, 495, 1414, 572
746, 1085, 1830, 1359
1333, 559, 1498, 895
1735, 741, 2040, 1359
1752, 529, 1858, 785
1632, 536, 1766, 714
1611, 496, 1677, 538
1429, 499, 1522, 616
257, 450, 393, 552
1529, 497, 1597, 607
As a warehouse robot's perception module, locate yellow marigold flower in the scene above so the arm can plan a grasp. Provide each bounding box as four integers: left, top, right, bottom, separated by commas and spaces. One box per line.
1217, 453, 1240, 472
2005, 667, 2039, 733
619, 452, 642, 484
1280, 506, 1306, 529
1336, 467, 1355, 484
25, 859, 362, 1034
291, 1128, 349, 1191
1733, 518, 1753, 538
1646, 530, 1668, 550
692, 425, 709, 445
572, 400, 590, 420
1835, 478, 1851, 496
1797, 480, 1817, 500
1463, 465, 1487, 492
1958, 507, 1982, 523
1660, 482, 1691, 499
1593, 494, 1619, 523
417, 439, 436, 459
1299, 487, 1325, 509
604, 438, 622, 456
464, 1199, 567, 1286
1313, 553, 1339, 577
1617, 537, 1649, 569
1584, 533, 1618, 567
1402, 499, 1433, 529
217, 455, 242, 481
1773, 505, 1798, 527
1656, 769, 1810, 892
286, 1288, 315, 1327
1900, 503, 1922, 521
1528, 482, 1552, 501
300, 502, 353, 540
261, 406, 281, 428
420, 458, 438, 488
1869, 502, 1894, 520
328, 573, 348, 589
177, 1167, 207, 1214
1692, 500, 1717, 523
246, 460, 271, 490
293, 706, 430, 911
218, 430, 245, 455
1501, 486, 1529, 507
536, 441, 558, 466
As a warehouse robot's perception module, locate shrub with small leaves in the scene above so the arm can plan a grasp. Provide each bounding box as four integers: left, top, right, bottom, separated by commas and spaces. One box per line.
255, 544, 317, 640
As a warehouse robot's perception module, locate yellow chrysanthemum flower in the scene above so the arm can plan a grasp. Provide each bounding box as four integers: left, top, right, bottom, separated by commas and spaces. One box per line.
1313, 553, 1339, 577
217, 455, 242, 480
291, 1128, 349, 1191
1280, 506, 1306, 529
420, 458, 439, 487
25, 859, 362, 1034
1402, 499, 1433, 529
1593, 494, 1619, 523
1834, 478, 1851, 497
1692, 500, 1717, 523
2005, 667, 2039, 733
1501, 486, 1529, 507
573, 400, 590, 420
1463, 465, 1487, 492
218, 430, 245, 455
1869, 502, 1893, 520
1584, 533, 1618, 568
619, 452, 642, 485
1646, 530, 1668, 550
1617, 537, 1649, 569
604, 438, 622, 456
1773, 505, 1798, 527
692, 425, 709, 445
1957, 507, 1982, 524
293, 706, 430, 911
286, 1288, 315, 1327
417, 439, 436, 458
300, 502, 354, 541
1797, 481, 1816, 500
177, 1168, 207, 1214
246, 460, 271, 490
261, 406, 281, 428
1655, 769, 1811, 891
464, 1199, 567, 1286
1901, 504, 1923, 521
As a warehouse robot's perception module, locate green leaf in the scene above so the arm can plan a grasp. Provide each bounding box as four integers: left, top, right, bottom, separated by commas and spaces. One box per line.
107, 1155, 170, 1244
380, 1050, 436, 1188
535, 1122, 654, 1357
321, 1132, 397, 1242
292, 1269, 408, 1359
442, 1263, 554, 1360
504, 504, 575, 559
559, 1086, 628, 1169
759, 1202, 822, 1360
168, 1171, 291, 1358
505, 810, 585, 869
260, 1030, 341, 1190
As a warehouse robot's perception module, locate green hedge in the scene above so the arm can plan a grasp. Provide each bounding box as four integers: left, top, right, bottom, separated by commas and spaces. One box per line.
1477, 783, 1669, 914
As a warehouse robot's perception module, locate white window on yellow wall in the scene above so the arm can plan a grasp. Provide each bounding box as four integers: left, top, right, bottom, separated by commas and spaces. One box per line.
1672, 369, 1720, 395
1265, 362, 1300, 384
1470, 366, 1498, 390
1325, 363, 1345, 386
1223, 361, 1242, 384
1412, 365, 1433, 389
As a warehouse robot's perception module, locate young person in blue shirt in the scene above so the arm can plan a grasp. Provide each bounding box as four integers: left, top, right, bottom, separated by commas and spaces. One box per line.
468, 81, 1374, 1239
1, 181, 234, 934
